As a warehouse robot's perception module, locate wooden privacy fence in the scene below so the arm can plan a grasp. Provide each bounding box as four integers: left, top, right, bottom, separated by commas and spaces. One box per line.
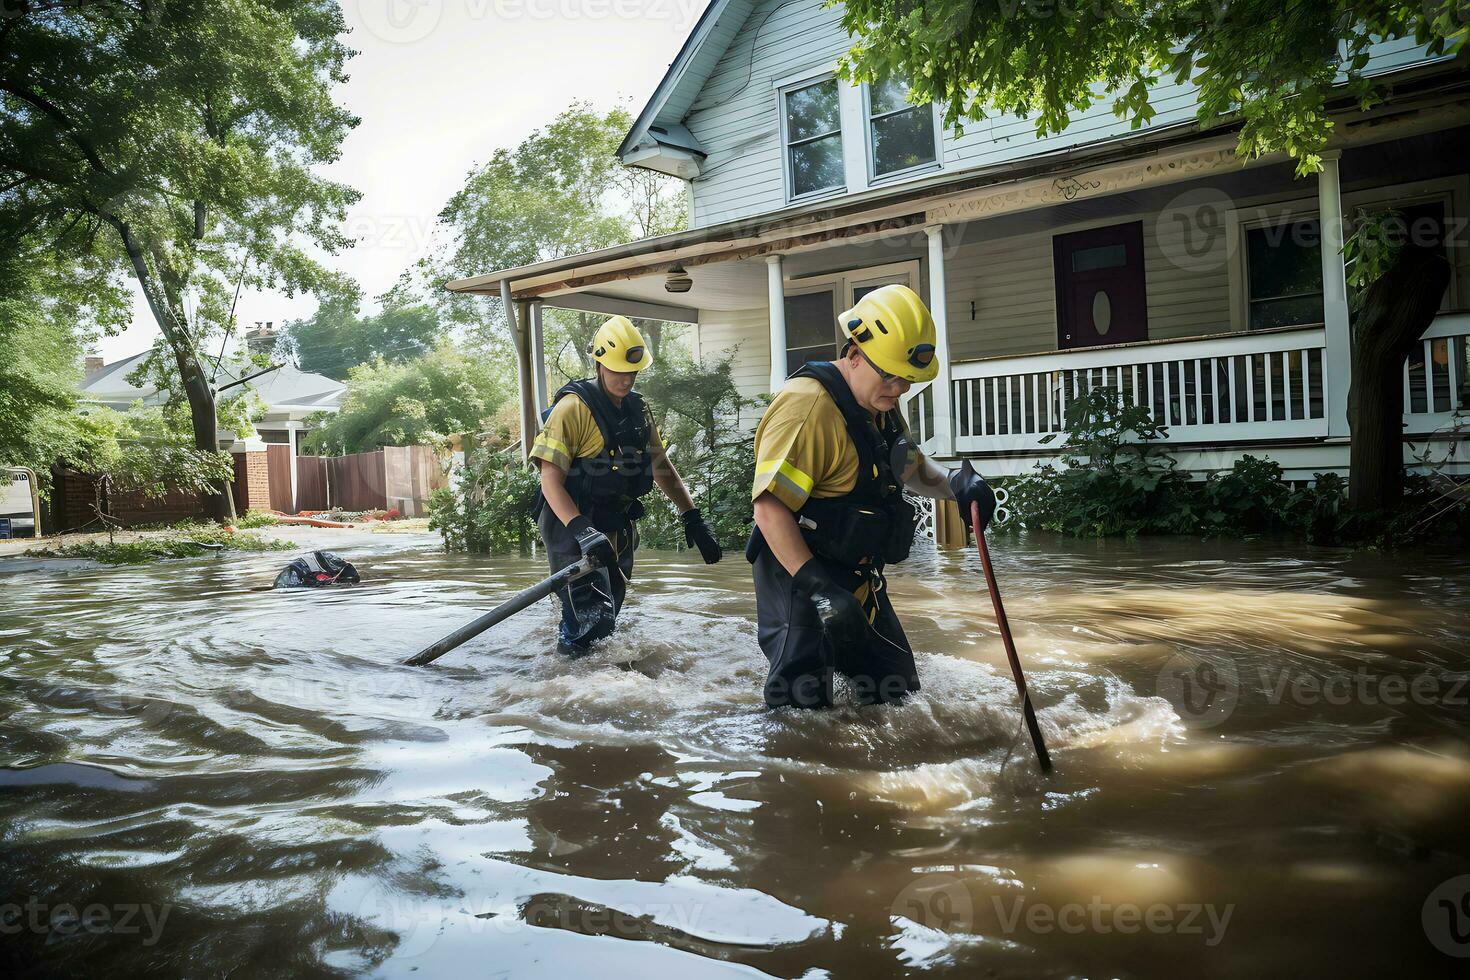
304, 446, 445, 516
295, 456, 329, 511
266, 445, 294, 513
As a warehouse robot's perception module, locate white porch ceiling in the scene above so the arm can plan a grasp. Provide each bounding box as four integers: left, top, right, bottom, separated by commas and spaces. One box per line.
541, 257, 770, 315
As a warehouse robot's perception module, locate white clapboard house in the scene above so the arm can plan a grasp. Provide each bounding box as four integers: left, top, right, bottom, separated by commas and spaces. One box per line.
450, 0, 1470, 483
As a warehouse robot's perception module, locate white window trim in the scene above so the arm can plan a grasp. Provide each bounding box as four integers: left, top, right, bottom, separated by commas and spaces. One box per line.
1225, 173, 1467, 331
777, 73, 847, 205
782, 261, 923, 358
861, 80, 943, 186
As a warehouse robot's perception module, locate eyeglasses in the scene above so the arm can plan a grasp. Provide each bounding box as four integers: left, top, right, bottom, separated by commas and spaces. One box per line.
858, 348, 904, 385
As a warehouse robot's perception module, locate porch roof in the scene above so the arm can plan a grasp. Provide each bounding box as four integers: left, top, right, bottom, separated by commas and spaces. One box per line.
449, 60, 1470, 309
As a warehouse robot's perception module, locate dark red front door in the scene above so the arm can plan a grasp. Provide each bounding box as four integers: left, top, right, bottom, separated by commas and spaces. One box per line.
1054, 221, 1148, 349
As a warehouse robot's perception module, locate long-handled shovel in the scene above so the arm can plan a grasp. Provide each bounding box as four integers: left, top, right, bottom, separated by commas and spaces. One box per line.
404, 557, 597, 667
972, 501, 1053, 773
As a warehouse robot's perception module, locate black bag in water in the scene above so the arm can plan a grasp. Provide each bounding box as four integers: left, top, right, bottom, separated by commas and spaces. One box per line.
274, 550, 361, 589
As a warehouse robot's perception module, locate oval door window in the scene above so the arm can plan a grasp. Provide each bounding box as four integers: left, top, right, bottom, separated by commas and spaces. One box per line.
1092, 289, 1112, 335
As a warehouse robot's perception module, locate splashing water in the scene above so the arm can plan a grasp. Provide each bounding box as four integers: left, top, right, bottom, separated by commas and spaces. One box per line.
3, 531, 1469, 977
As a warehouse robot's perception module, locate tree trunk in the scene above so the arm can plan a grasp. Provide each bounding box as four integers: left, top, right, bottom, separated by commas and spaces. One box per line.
1347, 245, 1452, 511
110, 218, 232, 522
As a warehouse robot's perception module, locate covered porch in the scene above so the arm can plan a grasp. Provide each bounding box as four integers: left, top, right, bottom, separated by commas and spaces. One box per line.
450, 105, 1470, 481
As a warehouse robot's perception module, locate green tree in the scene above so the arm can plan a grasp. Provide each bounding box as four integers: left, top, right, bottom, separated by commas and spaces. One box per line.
837, 1, 1467, 176
305, 343, 510, 455
0, 246, 129, 489
433, 102, 687, 378
1, 1, 359, 519
279, 276, 445, 380
837, 1, 1466, 511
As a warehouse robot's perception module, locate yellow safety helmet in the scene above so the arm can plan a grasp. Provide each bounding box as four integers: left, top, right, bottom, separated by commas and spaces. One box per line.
588, 315, 652, 373
838, 283, 938, 383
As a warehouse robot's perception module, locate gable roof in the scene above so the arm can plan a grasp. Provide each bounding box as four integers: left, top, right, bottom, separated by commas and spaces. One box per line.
79, 352, 346, 414
617, 0, 758, 162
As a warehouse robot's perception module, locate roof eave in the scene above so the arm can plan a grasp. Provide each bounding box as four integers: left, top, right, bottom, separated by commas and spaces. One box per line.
617, 0, 737, 160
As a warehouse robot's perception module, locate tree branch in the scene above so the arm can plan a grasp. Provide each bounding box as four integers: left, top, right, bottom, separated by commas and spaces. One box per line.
0, 80, 113, 176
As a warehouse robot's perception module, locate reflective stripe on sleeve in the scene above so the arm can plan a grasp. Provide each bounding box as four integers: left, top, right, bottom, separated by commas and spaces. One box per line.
755, 457, 814, 497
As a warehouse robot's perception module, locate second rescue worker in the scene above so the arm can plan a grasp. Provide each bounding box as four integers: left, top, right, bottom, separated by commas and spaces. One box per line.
530, 315, 722, 656
747, 284, 996, 708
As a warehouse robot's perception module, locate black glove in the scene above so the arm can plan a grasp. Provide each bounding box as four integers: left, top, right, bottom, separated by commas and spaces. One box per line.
566, 515, 617, 570
949, 458, 996, 533
792, 558, 871, 648
680, 508, 723, 564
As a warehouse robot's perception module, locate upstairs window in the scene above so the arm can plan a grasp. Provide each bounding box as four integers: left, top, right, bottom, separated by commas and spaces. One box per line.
866, 76, 938, 180
782, 78, 844, 199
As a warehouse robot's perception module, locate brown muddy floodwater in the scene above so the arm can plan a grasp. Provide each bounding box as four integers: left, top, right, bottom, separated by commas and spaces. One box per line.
3, 532, 1470, 978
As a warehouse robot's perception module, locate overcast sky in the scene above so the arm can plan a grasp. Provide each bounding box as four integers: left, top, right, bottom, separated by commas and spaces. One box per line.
96, 0, 706, 362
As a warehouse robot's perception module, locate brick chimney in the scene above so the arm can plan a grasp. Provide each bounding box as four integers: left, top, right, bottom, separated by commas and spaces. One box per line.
85, 356, 104, 374
245, 321, 278, 357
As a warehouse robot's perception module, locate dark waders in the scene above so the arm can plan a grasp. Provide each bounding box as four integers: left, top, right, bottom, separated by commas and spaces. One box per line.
753, 549, 919, 708
538, 504, 637, 655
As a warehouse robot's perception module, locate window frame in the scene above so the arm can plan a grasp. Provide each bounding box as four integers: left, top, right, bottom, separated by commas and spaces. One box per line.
862, 77, 943, 185
1242, 216, 1327, 331
778, 74, 847, 204
1227, 174, 1468, 331
780, 261, 923, 374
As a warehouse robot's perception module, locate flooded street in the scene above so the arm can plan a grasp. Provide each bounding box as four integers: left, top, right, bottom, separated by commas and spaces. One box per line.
4, 533, 1470, 977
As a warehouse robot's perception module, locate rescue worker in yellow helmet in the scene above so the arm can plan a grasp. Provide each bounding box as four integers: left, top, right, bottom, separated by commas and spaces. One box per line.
747, 283, 995, 707
531, 315, 722, 655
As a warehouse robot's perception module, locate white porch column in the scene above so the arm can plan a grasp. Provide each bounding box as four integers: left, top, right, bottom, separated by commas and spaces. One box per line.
499, 280, 534, 460
286, 421, 303, 512
530, 300, 549, 412
1317, 151, 1352, 438
925, 225, 955, 455
767, 254, 787, 393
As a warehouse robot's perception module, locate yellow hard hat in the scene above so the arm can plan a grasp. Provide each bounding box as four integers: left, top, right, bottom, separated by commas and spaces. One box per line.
839, 283, 938, 383
588, 315, 651, 373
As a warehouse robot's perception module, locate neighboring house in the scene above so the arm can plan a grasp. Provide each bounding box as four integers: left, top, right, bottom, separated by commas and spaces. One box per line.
79, 351, 346, 453
451, 0, 1470, 482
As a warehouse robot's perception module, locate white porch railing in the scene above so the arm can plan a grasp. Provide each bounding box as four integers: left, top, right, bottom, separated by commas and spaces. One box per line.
901, 381, 935, 449
1405, 312, 1470, 434
950, 325, 1331, 454
903, 315, 1466, 459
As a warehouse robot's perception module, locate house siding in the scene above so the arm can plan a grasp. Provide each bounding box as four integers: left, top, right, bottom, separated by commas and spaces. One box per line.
697, 306, 770, 427
681, 0, 1443, 229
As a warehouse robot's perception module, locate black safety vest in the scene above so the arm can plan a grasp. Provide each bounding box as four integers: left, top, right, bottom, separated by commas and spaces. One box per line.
536, 379, 656, 519
747, 362, 918, 569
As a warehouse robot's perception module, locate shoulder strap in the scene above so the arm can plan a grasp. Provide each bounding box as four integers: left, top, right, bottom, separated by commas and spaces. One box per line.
554, 378, 623, 455
791, 361, 902, 495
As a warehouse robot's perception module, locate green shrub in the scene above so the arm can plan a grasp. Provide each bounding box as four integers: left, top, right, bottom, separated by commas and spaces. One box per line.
429, 446, 539, 554
28, 526, 290, 564
1001, 386, 1361, 541
235, 509, 282, 528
